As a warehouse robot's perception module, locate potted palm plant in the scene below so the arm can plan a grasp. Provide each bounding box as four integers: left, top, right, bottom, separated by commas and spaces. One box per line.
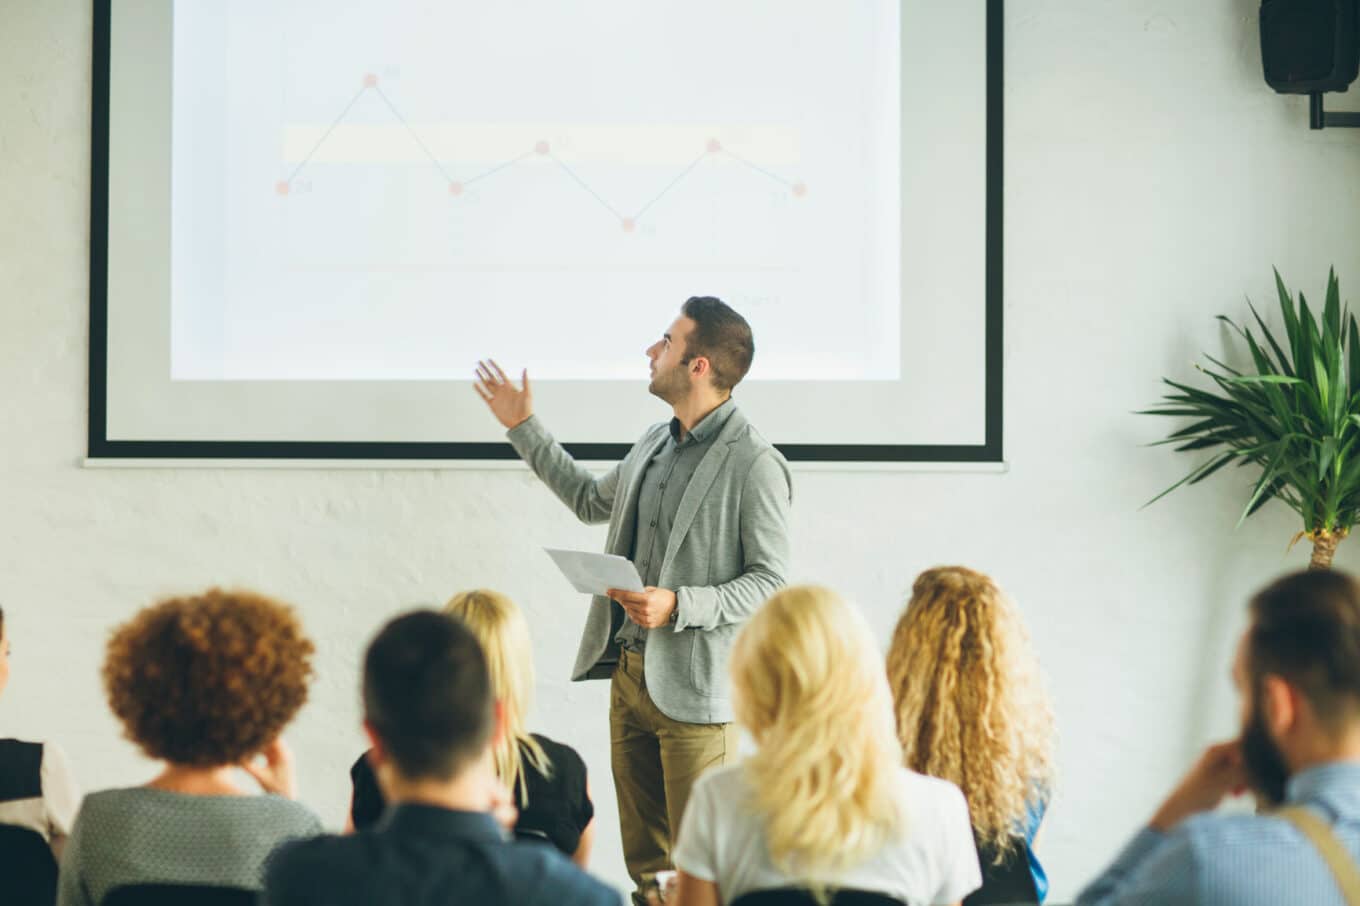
1144, 270, 1359, 569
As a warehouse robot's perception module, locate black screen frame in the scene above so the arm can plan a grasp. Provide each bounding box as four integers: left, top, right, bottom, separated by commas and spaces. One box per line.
88, 0, 1003, 463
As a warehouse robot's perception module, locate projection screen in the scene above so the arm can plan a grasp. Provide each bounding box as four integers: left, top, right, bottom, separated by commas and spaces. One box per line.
89, 0, 1002, 462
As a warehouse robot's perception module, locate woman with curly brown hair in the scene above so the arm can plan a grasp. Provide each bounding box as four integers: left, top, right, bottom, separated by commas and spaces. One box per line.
886, 567, 1057, 906
56, 589, 322, 906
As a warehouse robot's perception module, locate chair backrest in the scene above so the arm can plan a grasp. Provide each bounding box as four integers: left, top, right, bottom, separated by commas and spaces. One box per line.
101, 884, 257, 906
964, 838, 1039, 906
0, 822, 59, 906
730, 889, 905, 906
514, 826, 552, 844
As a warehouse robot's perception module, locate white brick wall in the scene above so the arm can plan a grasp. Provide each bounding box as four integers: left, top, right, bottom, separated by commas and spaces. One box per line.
3, 1, 1360, 898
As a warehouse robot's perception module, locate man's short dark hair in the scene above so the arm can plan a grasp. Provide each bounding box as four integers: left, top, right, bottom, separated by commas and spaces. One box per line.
1248, 570, 1360, 730
363, 610, 494, 781
681, 296, 754, 392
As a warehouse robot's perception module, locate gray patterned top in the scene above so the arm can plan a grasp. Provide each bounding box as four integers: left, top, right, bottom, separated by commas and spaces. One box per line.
57, 787, 322, 906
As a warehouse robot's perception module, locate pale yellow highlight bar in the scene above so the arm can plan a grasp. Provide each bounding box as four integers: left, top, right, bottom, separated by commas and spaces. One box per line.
281, 123, 801, 166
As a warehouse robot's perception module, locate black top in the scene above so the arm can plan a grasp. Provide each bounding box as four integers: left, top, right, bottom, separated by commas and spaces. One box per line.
350, 734, 593, 856
964, 837, 1039, 906
0, 739, 43, 802
263, 804, 619, 906
0, 740, 56, 906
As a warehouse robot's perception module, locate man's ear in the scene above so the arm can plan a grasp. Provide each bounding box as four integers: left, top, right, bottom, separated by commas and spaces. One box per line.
1261, 673, 1300, 737
362, 720, 387, 768
688, 356, 710, 381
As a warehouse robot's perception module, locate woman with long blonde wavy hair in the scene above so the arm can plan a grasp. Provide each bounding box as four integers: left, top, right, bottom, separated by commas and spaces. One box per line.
349, 590, 596, 866
670, 585, 981, 906
887, 567, 1056, 905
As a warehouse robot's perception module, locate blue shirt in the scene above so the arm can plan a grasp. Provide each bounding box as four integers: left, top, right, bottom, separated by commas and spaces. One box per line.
263, 803, 620, 906
1024, 798, 1048, 902
1076, 761, 1360, 906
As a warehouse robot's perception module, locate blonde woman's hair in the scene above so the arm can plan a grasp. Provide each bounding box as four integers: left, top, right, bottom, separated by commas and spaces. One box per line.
886, 566, 1055, 862
444, 590, 551, 806
732, 585, 905, 888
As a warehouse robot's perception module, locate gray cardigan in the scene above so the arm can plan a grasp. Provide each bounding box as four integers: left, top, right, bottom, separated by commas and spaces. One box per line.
508, 405, 792, 724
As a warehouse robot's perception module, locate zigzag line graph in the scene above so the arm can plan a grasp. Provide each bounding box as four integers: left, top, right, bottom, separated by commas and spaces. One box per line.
275, 74, 808, 232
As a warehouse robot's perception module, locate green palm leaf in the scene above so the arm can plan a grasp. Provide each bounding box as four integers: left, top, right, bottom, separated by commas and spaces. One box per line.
1144, 270, 1360, 557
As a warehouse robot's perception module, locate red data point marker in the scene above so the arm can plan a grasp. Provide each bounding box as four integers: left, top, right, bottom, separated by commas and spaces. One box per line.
275, 181, 291, 196
707, 138, 722, 153
363, 73, 379, 88
792, 182, 808, 198
448, 181, 464, 196
535, 140, 550, 155
621, 218, 636, 233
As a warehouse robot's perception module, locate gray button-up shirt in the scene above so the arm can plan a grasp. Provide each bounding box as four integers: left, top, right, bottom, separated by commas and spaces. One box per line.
614, 399, 737, 652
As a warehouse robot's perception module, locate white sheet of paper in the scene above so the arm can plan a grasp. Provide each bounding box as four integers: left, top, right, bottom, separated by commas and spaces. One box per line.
544, 548, 645, 597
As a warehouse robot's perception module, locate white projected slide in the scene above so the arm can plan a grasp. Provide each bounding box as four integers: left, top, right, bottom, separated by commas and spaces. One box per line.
170, 0, 901, 383
97, 0, 995, 455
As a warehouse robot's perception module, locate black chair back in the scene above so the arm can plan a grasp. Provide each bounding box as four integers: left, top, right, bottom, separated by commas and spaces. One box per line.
101, 884, 257, 906
964, 837, 1039, 906
0, 823, 59, 906
730, 889, 904, 906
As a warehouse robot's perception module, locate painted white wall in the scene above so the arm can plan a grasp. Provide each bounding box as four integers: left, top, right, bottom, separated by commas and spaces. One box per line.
3, 0, 1360, 899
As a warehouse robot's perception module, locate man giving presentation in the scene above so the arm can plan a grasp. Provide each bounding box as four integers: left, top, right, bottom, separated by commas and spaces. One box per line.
474, 296, 792, 904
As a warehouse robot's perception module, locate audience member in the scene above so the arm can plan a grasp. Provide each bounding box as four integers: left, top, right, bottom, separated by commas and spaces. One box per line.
669, 585, 981, 906
0, 605, 80, 858
887, 567, 1056, 904
350, 590, 596, 864
57, 590, 321, 906
264, 610, 619, 906
1078, 569, 1360, 905
1, 605, 81, 906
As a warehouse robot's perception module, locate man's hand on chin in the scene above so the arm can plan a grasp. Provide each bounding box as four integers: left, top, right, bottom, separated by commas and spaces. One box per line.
1149, 740, 1248, 832
608, 587, 678, 629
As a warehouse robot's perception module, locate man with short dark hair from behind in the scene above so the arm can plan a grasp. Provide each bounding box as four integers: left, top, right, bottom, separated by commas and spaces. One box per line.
262, 610, 620, 906
1078, 569, 1360, 905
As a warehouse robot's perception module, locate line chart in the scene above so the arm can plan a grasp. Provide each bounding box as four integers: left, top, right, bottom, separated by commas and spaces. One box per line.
275, 74, 809, 232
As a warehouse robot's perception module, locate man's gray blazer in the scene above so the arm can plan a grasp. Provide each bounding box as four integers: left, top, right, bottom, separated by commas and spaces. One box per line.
508, 405, 792, 724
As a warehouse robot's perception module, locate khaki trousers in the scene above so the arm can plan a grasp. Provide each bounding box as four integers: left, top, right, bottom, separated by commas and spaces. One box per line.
610, 647, 738, 905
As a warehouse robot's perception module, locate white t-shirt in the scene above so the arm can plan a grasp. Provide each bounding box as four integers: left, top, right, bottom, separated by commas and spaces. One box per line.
673, 764, 981, 906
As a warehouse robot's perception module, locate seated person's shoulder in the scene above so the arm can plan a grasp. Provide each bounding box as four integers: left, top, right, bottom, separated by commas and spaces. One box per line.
350, 750, 373, 779
254, 793, 325, 835
506, 843, 620, 905
265, 833, 368, 899
681, 763, 751, 819
71, 786, 139, 819
530, 734, 585, 771
78, 787, 320, 837
1171, 808, 1302, 851
896, 766, 969, 810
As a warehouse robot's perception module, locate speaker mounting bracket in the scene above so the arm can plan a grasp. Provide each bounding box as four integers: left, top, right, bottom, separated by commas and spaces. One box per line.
1310, 92, 1360, 128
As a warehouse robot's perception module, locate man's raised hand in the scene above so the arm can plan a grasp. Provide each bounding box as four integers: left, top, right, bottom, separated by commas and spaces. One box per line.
474, 359, 533, 430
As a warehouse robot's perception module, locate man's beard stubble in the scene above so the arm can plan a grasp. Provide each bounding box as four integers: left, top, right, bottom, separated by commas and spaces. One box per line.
1241, 698, 1291, 808
648, 363, 688, 405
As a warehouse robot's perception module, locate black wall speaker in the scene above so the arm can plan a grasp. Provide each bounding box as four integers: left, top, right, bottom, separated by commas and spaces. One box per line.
1261, 0, 1360, 94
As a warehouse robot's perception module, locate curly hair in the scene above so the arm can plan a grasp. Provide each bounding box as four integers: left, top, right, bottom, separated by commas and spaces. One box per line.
886, 567, 1055, 862
103, 589, 315, 766
733, 586, 904, 892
